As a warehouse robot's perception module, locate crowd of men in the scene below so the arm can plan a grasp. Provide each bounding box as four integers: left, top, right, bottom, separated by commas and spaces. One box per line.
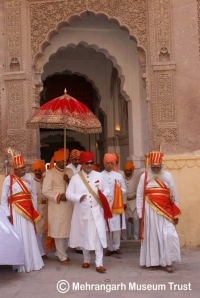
0, 149, 181, 274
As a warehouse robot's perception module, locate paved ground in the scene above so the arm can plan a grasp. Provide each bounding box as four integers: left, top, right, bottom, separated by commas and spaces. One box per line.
0, 241, 200, 298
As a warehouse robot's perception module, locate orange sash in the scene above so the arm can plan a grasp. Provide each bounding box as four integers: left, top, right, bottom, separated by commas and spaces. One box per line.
8, 174, 41, 225
140, 176, 181, 242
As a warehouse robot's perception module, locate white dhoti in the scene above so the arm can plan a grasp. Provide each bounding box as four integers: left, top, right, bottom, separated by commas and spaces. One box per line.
13, 209, 44, 272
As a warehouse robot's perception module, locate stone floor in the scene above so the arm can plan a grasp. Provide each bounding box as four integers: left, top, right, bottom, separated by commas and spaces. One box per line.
0, 242, 200, 298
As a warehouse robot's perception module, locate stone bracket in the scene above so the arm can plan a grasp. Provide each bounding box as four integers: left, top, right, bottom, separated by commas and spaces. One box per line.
152, 62, 176, 72
3, 71, 26, 81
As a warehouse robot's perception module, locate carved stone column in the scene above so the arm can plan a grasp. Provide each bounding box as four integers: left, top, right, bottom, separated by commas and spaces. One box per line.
147, 0, 178, 153
4, 0, 38, 164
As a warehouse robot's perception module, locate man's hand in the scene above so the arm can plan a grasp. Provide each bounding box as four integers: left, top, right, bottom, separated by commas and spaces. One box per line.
80, 195, 87, 203
63, 174, 70, 183
174, 218, 179, 225
124, 204, 127, 210
60, 193, 67, 201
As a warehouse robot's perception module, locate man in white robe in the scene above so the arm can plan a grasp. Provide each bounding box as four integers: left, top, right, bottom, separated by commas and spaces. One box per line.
1, 154, 44, 272
32, 160, 47, 257
136, 151, 181, 273
101, 153, 126, 256
66, 151, 110, 273
121, 161, 140, 240
66, 149, 82, 254
42, 149, 73, 266
66, 149, 81, 174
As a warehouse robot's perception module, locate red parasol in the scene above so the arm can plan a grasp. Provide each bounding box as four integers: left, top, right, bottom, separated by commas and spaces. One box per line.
26, 89, 102, 167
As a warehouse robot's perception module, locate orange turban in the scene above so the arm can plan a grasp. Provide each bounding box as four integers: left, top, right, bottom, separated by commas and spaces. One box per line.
93, 164, 100, 171
70, 149, 81, 160
124, 161, 135, 171
32, 160, 46, 173
111, 152, 119, 163
49, 149, 69, 169
149, 151, 163, 165
80, 152, 94, 165
13, 155, 25, 168
103, 153, 117, 172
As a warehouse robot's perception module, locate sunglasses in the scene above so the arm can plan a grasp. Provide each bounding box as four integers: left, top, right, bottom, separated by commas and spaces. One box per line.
85, 161, 94, 165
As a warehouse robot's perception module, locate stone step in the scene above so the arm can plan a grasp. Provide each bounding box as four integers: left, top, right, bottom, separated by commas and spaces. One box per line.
120, 239, 141, 249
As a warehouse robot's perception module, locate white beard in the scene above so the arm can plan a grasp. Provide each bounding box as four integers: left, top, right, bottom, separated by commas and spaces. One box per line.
148, 166, 164, 182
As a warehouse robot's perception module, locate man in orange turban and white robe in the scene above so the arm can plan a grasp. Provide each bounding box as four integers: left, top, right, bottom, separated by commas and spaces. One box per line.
101, 153, 126, 256
42, 149, 74, 266
122, 161, 140, 240
1, 155, 44, 272
66, 149, 81, 174
32, 160, 47, 254
136, 151, 181, 273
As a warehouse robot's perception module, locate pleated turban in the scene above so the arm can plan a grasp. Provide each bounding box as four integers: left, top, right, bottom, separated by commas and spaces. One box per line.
103, 153, 117, 171
32, 160, 46, 173
124, 161, 135, 171
13, 155, 25, 169
80, 152, 94, 165
149, 151, 163, 165
49, 149, 69, 169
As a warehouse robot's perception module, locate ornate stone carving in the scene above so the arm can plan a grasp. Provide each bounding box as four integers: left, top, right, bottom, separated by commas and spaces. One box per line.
157, 73, 174, 122
5, 0, 21, 71
155, 0, 172, 61
197, 0, 200, 56
30, 0, 147, 58
8, 81, 23, 129
7, 129, 27, 155
157, 123, 178, 148
30, 0, 87, 57
4, 71, 26, 81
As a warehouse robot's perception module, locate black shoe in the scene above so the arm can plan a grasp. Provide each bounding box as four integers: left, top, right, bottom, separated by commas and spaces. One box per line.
76, 249, 83, 254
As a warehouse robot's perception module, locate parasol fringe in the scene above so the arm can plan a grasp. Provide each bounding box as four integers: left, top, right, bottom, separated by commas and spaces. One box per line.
26, 123, 102, 134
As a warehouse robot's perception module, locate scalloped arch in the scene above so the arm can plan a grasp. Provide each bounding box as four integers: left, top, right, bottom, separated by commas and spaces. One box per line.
33, 10, 146, 102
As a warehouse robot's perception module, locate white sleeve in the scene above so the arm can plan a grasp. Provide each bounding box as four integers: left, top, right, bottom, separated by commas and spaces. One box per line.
136, 173, 145, 219
30, 176, 38, 210
66, 176, 82, 203
0, 176, 10, 216
168, 173, 179, 206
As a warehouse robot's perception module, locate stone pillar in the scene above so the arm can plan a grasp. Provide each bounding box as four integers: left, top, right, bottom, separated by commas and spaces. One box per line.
4, 0, 38, 165
147, 0, 178, 153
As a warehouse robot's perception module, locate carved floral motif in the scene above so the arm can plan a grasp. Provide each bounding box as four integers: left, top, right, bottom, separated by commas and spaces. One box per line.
30, 0, 147, 57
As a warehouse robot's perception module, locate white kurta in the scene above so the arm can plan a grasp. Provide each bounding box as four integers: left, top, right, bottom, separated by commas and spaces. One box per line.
66, 170, 110, 249
34, 177, 47, 233
1, 174, 44, 272
0, 207, 24, 266
101, 170, 126, 231
66, 163, 81, 174
42, 167, 73, 238
136, 170, 181, 267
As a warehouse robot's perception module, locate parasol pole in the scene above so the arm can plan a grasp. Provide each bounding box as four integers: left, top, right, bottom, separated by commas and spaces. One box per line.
64, 128, 66, 173
63, 88, 67, 175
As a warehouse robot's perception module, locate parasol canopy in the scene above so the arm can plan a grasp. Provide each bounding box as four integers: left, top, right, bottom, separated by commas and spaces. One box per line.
26, 89, 102, 134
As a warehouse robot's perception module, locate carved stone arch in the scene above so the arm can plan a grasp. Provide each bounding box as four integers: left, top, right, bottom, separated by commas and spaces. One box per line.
32, 10, 147, 104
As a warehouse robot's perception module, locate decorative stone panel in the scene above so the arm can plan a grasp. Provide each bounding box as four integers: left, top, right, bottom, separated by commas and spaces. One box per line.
5, 0, 22, 72
30, 0, 147, 58
197, 0, 200, 56
7, 129, 27, 155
